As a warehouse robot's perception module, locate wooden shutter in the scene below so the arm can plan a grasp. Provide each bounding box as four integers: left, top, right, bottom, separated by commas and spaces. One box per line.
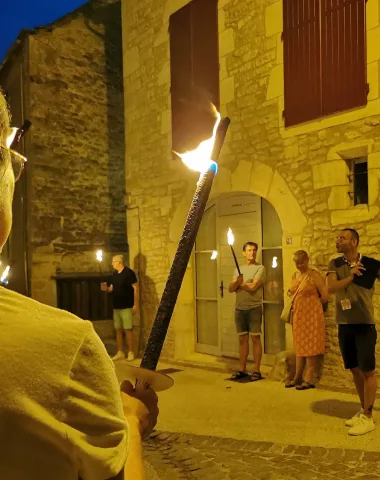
321, 0, 367, 117
169, 5, 192, 153
283, 0, 321, 127
169, 0, 219, 153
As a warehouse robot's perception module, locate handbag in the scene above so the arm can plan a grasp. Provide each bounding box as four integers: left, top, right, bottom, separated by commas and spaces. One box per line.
281, 273, 312, 324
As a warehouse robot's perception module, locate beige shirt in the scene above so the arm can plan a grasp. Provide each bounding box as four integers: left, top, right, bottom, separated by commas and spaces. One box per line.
0, 287, 128, 480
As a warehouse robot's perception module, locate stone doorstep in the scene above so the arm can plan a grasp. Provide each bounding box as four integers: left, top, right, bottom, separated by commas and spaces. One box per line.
160, 356, 272, 377
147, 431, 379, 462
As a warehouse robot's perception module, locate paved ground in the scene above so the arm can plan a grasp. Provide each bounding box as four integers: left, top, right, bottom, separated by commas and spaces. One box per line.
143, 431, 380, 480
115, 360, 380, 479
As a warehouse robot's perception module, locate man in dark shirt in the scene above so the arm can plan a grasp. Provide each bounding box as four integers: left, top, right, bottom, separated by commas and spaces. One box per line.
327, 228, 380, 436
101, 255, 139, 361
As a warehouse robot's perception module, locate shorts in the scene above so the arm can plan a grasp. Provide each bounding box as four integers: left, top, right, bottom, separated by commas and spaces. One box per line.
113, 308, 133, 330
338, 324, 377, 372
235, 306, 262, 336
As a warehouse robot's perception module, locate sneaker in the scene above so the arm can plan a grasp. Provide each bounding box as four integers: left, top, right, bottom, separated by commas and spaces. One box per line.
112, 351, 125, 361
345, 409, 364, 427
127, 352, 135, 361
348, 414, 375, 436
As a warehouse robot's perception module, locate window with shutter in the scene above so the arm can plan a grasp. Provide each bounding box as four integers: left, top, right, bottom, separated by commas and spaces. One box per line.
169, 0, 219, 154
283, 0, 367, 127
283, 0, 321, 127
321, 0, 367, 116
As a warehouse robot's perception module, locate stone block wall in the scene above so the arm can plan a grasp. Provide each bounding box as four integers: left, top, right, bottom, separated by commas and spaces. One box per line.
25, 0, 126, 306
122, 0, 380, 384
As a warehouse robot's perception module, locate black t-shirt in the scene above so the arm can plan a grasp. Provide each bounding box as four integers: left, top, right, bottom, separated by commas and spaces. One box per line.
111, 267, 137, 309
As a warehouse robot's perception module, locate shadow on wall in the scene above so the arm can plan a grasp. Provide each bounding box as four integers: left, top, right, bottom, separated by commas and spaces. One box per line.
134, 254, 160, 356
83, 0, 127, 253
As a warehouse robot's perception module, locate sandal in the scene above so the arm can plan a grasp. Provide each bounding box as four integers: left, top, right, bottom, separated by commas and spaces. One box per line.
295, 381, 315, 390
230, 371, 249, 381
251, 371, 263, 382
285, 380, 300, 388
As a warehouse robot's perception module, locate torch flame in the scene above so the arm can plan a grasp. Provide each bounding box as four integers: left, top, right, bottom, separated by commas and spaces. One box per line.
6, 128, 18, 149
272, 256, 278, 268
1, 265, 10, 283
210, 250, 218, 260
177, 110, 221, 173
96, 250, 103, 262
227, 228, 235, 246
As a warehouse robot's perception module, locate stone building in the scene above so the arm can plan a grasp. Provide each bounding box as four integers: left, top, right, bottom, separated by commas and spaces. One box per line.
124, 0, 380, 384
0, 0, 126, 311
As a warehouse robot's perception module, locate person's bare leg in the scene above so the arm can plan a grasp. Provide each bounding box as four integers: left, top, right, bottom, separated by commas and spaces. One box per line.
294, 356, 306, 383
239, 334, 249, 372
351, 367, 365, 409
304, 356, 317, 384
125, 329, 134, 353
116, 328, 124, 352
363, 370, 377, 417
251, 334, 262, 372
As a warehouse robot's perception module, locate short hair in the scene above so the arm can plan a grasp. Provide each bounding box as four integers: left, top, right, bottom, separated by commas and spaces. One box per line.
243, 242, 258, 252
293, 250, 309, 261
342, 228, 360, 245
112, 254, 124, 264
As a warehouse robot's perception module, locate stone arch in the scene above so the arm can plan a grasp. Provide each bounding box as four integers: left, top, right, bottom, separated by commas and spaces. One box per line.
168, 160, 307, 359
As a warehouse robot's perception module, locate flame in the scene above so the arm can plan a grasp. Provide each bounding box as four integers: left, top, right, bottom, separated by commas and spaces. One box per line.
96, 250, 103, 262
6, 128, 18, 149
177, 111, 221, 173
272, 256, 278, 268
1, 265, 10, 283
227, 228, 235, 246
210, 250, 218, 260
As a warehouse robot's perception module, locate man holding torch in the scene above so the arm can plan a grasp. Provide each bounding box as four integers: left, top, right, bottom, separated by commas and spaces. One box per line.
0, 91, 157, 479
229, 241, 266, 382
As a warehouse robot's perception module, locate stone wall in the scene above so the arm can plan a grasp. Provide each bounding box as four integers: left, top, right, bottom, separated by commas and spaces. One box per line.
25, 0, 126, 306
122, 0, 380, 385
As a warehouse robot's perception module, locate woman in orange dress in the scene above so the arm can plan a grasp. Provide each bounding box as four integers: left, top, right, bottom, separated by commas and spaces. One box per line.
285, 250, 329, 390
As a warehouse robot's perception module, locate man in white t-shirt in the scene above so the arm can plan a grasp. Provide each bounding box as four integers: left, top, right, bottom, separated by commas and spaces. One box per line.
229, 242, 266, 382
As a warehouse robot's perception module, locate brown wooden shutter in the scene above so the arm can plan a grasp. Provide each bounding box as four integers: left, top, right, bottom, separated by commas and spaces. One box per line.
283, 0, 322, 127
321, 0, 367, 117
170, 0, 219, 153
169, 5, 193, 153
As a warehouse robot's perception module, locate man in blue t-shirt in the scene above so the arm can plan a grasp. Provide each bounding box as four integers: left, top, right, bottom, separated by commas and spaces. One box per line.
101, 255, 139, 362
229, 242, 266, 382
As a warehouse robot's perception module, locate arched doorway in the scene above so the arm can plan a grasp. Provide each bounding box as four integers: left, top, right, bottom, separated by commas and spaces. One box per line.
194, 193, 284, 365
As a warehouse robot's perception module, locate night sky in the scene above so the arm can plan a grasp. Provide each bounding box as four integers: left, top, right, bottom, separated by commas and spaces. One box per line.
1, 0, 87, 62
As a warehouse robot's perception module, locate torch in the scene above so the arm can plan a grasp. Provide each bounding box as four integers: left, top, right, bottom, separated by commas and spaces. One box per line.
96, 249, 103, 274
0, 265, 10, 286
117, 113, 230, 391
227, 228, 241, 275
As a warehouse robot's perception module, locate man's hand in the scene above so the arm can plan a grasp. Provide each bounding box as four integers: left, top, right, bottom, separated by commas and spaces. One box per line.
236, 275, 244, 286
100, 282, 108, 292
120, 380, 159, 440
351, 264, 366, 277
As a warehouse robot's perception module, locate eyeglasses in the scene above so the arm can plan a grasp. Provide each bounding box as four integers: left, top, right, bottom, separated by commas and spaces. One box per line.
0, 145, 27, 182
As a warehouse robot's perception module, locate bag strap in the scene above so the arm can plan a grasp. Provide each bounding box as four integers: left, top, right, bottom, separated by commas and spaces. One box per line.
291, 272, 312, 302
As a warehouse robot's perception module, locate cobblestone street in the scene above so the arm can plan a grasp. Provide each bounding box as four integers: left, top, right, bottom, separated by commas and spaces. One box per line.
144, 431, 380, 480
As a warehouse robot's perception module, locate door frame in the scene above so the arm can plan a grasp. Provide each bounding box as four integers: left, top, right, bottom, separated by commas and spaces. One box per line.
193, 193, 284, 366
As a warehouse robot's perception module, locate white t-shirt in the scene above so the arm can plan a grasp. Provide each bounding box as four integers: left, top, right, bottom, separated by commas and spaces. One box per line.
233, 263, 266, 310
0, 287, 128, 480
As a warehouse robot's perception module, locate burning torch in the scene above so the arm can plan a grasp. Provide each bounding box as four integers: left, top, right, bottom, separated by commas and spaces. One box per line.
118, 111, 230, 391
